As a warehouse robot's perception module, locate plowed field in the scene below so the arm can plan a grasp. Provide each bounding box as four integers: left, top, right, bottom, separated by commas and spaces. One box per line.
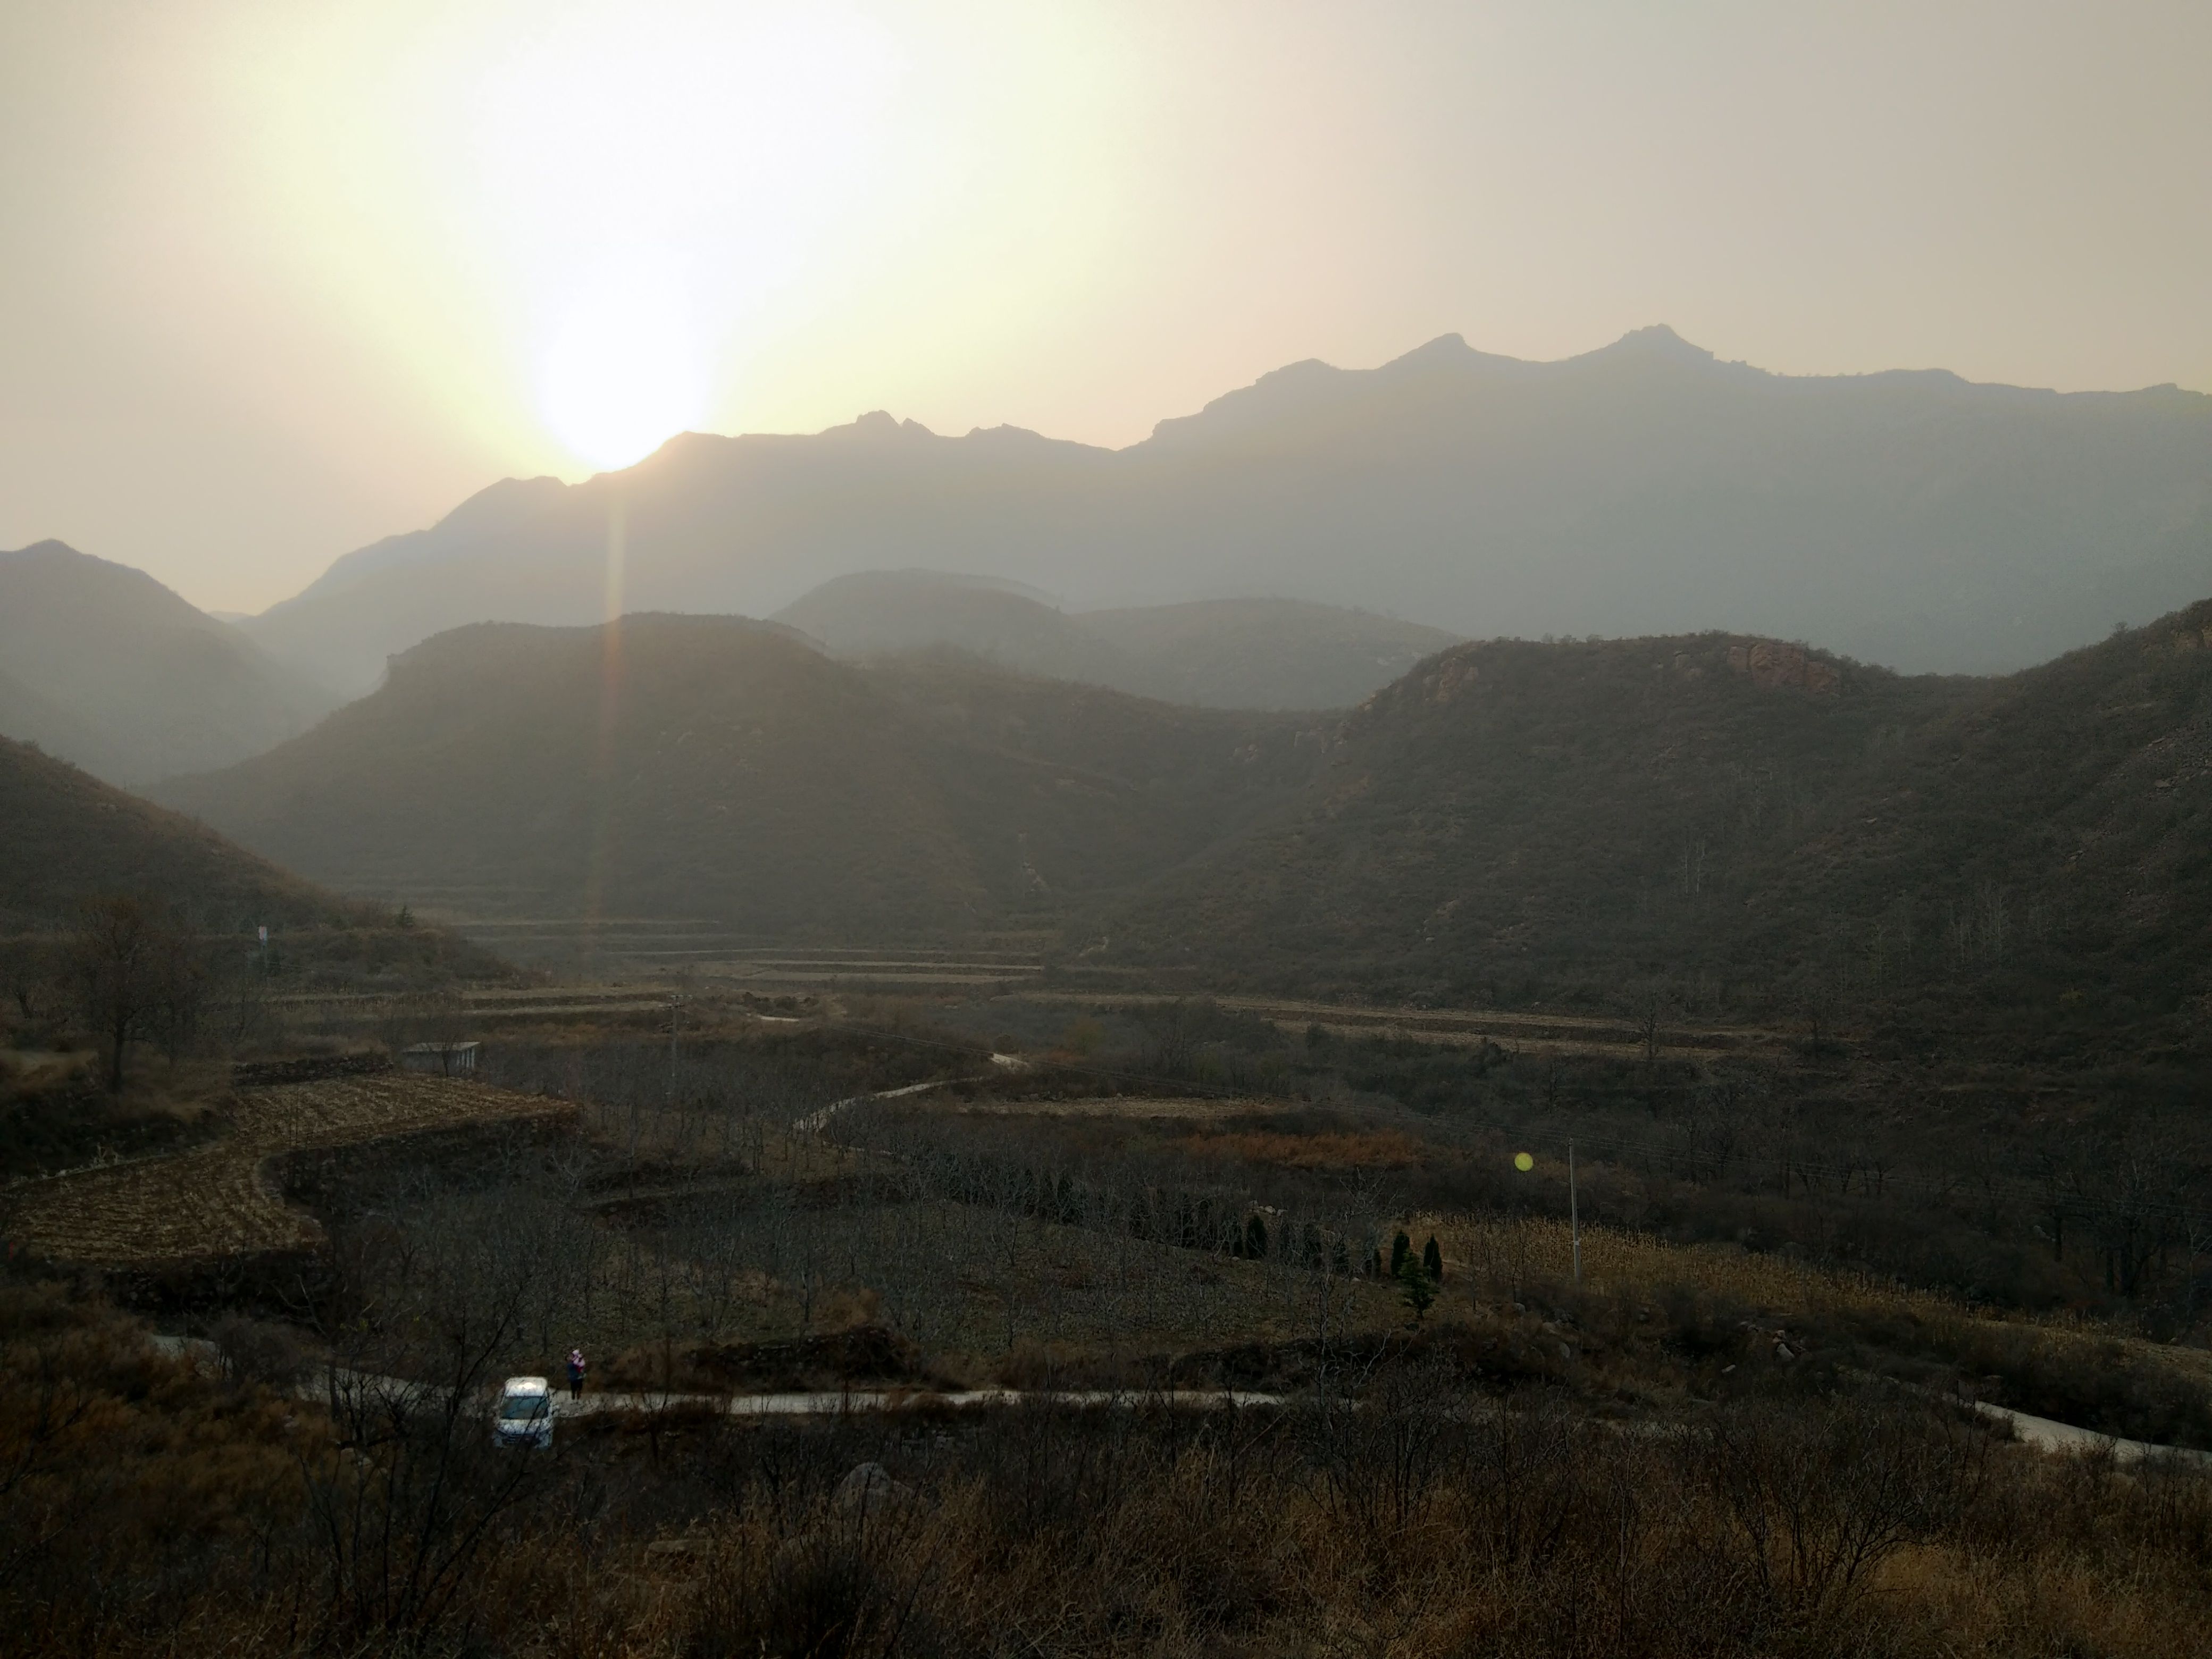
6, 1074, 567, 1266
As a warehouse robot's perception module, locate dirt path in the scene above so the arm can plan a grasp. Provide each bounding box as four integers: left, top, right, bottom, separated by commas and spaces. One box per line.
5, 1074, 569, 1267
793, 1054, 1029, 1135
1019, 990, 1787, 1059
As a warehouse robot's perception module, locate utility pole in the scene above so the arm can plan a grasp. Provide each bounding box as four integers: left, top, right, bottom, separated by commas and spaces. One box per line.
1570, 1138, 1582, 1285
667, 993, 680, 1103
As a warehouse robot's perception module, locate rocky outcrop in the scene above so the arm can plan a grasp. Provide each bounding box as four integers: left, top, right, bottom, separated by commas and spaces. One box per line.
1726, 639, 1841, 697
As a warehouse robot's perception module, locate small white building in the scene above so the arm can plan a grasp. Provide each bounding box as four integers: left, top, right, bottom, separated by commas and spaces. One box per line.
401, 1041, 480, 1076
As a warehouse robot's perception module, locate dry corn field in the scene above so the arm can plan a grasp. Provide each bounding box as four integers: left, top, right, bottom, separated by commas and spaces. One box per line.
1428, 1210, 1967, 1314
4, 1074, 568, 1266
1426, 1209, 2212, 1383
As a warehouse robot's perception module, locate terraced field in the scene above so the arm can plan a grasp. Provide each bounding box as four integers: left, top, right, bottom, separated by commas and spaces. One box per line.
5, 1073, 568, 1266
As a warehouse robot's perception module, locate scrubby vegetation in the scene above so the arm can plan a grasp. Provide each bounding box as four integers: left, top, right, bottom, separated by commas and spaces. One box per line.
7, 1269, 2212, 1659
9, 674, 2212, 1657
1100, 603, 2212, 1044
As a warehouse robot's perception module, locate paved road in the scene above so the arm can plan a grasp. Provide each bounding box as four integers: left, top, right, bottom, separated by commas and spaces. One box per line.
1967, 1399, 2212, 1466
150, 1341, 2212, 1464
551, 1386, 1283, 1417
792, 1054, 1028, 1135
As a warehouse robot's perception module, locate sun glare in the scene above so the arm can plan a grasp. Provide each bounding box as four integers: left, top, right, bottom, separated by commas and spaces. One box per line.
469, 2, 903, 473
208, 2, 1118, 482
538, 248, 707, 470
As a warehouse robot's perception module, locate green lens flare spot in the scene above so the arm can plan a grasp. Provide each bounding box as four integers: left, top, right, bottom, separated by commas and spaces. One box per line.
1514, 1151, 1535, 1172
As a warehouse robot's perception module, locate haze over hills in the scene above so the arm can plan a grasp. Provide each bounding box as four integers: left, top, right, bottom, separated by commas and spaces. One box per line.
237, 329, 2212, 695
156, 615, 1318, 936
774, 570, 1460, 709
162, 592, 2212, 1037
0, 541, 340, 785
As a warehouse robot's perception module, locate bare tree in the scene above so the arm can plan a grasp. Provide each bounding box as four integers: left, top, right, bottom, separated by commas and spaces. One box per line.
2079, 1118, 2209, 1300
147, 924, 210, 1068
0, 932, 62, 1029
303, 1193, 549, 1647
71, 897, 165, 1091
1690, 1395, 1986, 1635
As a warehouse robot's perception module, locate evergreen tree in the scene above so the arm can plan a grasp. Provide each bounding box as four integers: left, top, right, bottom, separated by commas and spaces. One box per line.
1422, 1235, 1444, 1284
1390, 1231, 1412, 1277
1396, 1255, 1437, 1324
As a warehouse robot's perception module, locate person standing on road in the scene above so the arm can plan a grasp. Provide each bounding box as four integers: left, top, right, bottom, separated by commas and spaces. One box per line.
567, 1348, 586, 1402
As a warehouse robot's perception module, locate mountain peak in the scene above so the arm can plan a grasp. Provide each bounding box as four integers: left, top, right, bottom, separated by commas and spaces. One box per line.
1587, 324, 1717, 365
1394, 332, 1473, 362
3, 538, 90, 562
839, 410, 937, 440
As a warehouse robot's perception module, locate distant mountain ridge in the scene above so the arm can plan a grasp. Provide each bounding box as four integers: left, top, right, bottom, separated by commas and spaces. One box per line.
0, 541, 339, 785
239, 329, 2212, 693
774, 571, 1459, 709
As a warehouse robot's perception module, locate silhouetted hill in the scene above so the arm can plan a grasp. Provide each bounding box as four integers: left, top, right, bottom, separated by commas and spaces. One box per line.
0, 542, 340, 784
774, 571, 1457, 709
157, 616, 1317, 934
240, 331, 2211, 693
1099, 607, 2212, 1026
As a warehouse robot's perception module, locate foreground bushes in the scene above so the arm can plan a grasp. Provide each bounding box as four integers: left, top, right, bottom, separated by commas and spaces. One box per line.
5, 1283, 2211, 1657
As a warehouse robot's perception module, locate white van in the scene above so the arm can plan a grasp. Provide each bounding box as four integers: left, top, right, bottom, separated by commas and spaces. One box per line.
493, 1376, 554, 1448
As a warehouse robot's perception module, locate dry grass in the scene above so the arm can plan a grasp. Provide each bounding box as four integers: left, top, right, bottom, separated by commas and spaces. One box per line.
1176, 1128, 1429, 1168
5, 1073, 568, 1265
1426, 1209, 2212, 1390
1430, 1211, 1961, 1313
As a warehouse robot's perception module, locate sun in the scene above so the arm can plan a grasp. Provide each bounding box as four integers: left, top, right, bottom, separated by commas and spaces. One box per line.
468, 4, 904, 474
537, 247, 708, 471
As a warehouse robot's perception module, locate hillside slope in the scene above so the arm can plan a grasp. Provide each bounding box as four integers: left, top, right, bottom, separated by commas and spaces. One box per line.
0, 734, 315, 928
0, 542, 339, 784
0, 734, 502, 996
242, 330, 2211, 693
1760, 605, 2212, 1013
1100, 610, 2212, 1023
157, 616, 1318, 935
775, 570, 1459, 709
1096, 634, 1954, 995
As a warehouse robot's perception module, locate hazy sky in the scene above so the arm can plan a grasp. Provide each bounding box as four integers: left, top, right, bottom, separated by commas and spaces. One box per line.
3, 1, 2208, 614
